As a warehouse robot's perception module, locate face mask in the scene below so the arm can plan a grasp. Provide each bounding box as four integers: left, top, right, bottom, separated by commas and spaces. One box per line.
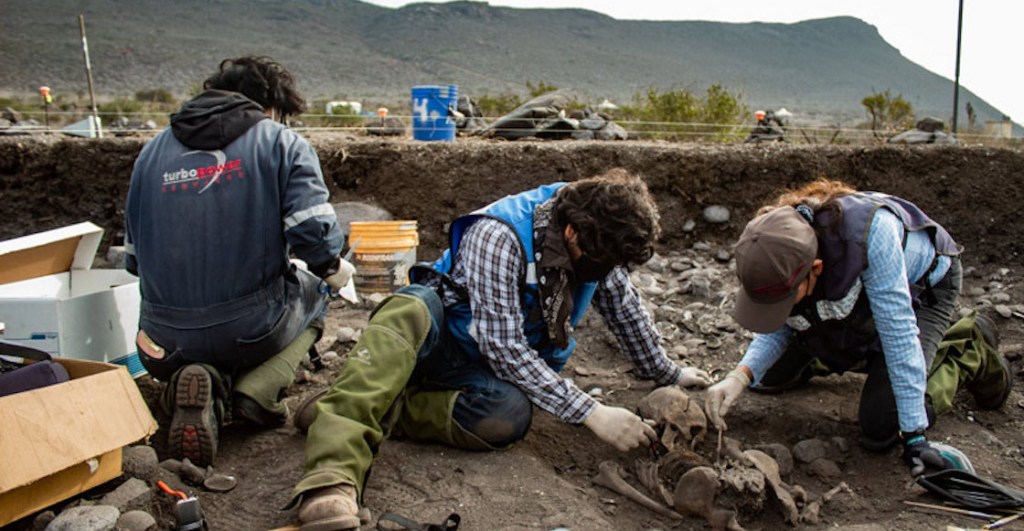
573, 254, 616, 282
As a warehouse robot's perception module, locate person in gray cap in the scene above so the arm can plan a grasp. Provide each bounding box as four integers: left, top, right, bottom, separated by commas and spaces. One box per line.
705, 179, 1011, 477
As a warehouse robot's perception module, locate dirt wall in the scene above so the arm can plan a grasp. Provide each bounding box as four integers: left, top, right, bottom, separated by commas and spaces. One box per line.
1, 136, 1021, 265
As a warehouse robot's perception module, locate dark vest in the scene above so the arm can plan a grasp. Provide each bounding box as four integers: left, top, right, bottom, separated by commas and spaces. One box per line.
788, 192, 959, 368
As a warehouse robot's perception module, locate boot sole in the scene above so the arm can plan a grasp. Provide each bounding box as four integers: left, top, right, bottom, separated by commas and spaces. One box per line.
168, 365, 217, 467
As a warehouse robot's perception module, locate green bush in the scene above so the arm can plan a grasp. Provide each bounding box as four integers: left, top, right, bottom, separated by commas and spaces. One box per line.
619, 84, 747, 141
476, 92, 523, 118
99, 98, 144, 118
135, 88, 176, 104
861, 90, 914, 137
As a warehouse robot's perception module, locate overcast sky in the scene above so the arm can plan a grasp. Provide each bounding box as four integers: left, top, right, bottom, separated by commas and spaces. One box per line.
364, 0, 1020, 124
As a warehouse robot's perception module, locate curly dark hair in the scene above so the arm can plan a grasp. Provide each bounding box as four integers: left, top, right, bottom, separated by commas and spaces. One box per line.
555, 168, 661, 266
203, 56, 307, 117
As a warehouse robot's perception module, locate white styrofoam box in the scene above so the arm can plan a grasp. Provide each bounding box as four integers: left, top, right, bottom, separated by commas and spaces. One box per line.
0, 223, 144, 376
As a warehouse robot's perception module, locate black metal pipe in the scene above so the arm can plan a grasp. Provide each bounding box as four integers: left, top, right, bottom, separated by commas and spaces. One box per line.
951, 0, 964, 134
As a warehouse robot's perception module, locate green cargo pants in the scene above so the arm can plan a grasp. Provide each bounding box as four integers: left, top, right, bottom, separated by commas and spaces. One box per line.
927, 311, 1006, 414
293, 291, 432, 501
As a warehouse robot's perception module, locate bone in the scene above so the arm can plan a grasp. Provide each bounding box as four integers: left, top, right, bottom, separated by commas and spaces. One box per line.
744, 449, 799, 524
800, 481, 853, 525
593, 461, 683, 520
635, 459, 674, 507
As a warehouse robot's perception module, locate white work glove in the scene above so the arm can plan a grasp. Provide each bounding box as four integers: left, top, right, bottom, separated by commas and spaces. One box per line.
583, 403, 657, 452
678, 366, 713, 389
322, 258, 356, 294
704, 368, 751, 431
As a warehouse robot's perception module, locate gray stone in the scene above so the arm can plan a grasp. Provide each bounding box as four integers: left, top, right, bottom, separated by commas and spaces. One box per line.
336, 326, 358, 343
159, 458, 182, 475
995, 305, 1013, 319
669, 261, 691, 273
594, 122, 629, 140
991, 292, 1011, 303
33, 510, 57, 531
105, 246, 127, 268
121, 445, 158, 481
691, 277, 712, 299
714, 249, 731, 263
755, 443, 793, 476
807, 458, 842, 480
2, 107, 22, 123
365, 116, 406, 136
702, 205, 730, 224
692, 241, 712, 251
115, 511, 156, 531
46, 505, 119, 531
830, 436, 851, 454
644, 254, 665, 273
643, 285, 665, 297
792, 438, 829, 463
100, 478, 151, 513
364, 292, 387, 308
968, 287, 987, 297
682, 219, 697, 232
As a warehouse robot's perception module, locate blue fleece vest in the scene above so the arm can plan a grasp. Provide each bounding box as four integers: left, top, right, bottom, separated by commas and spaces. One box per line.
427, 183, 598, 372
790, 192, 960, 367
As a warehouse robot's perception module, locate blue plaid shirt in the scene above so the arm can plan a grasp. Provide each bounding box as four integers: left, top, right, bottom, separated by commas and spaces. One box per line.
740, 209, 951, 432
445, 219, 684, 424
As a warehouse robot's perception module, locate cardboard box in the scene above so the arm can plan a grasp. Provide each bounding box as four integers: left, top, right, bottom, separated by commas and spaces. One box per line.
0, 222, 145, 377
0, 358, 157, 525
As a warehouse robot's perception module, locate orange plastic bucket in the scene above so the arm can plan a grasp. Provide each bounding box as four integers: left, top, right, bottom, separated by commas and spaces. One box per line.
348, 220, 419, 294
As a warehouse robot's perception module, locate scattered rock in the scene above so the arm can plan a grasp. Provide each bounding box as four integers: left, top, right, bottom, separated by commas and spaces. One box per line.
336, 326, 358, 343
714, 249, 731, 263
992, 292, 1012, 303
702, 205, 730, 224
830, 437, 851, 454
106, 246, 127, 268
45, 505, 119, 531
115, 510, 156, 531
203, 473, 238, 492
968, 287, 987, 297
179, 457, 207, 485
807, 458, 842, 481
33, 510, 56, 531
122, 446, 159, 481
100, 477, 151, 513
159, 458, 182, 475
792, 438, 829, 464
692, 241, 712, 252
682, 219, 696, 232
995, 305, 1013, 319
364, 292, 387, 308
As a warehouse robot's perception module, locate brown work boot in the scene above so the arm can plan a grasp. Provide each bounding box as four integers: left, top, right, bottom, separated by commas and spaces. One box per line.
293, 388, 329, 433
298, 484, 361, 531
168, 364, 220, 467
968, 313, 1013, 410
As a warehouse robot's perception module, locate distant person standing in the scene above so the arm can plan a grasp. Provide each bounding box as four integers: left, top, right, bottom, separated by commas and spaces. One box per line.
124, 56, 352, 466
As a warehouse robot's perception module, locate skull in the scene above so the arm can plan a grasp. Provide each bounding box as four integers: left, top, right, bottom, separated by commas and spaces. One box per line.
638, 386, 708, 452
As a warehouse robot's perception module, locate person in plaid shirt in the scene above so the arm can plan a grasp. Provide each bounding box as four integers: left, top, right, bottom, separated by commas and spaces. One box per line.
290, 169, 710, 530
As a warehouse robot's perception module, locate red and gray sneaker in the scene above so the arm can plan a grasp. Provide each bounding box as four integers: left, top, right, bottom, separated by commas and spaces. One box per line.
168, 364, 219, 467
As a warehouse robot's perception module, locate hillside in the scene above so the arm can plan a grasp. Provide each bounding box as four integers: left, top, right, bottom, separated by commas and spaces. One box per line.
0, 0, 1012, 126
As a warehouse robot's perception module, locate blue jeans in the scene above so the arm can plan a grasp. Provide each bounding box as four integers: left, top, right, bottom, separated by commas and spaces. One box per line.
396, 284, 533, 449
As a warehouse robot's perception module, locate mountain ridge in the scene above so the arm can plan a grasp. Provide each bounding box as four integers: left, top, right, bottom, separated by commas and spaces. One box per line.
0, 0, 1013, 129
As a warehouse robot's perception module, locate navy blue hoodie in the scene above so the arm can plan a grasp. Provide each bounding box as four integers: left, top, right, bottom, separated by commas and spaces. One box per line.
125, 89, 343, 316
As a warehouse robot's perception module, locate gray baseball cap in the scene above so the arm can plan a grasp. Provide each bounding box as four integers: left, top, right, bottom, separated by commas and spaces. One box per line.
733, 207, 818, 333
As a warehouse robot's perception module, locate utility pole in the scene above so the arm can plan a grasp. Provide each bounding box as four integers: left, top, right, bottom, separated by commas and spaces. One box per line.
951, 0, 964, 136
78, 14, 102, 138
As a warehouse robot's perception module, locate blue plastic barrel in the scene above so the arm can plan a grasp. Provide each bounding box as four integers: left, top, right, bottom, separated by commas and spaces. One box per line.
411, 84, 458, 141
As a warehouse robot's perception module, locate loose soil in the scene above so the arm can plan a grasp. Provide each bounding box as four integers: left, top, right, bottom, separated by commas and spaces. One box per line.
1, 136, 1023, 530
